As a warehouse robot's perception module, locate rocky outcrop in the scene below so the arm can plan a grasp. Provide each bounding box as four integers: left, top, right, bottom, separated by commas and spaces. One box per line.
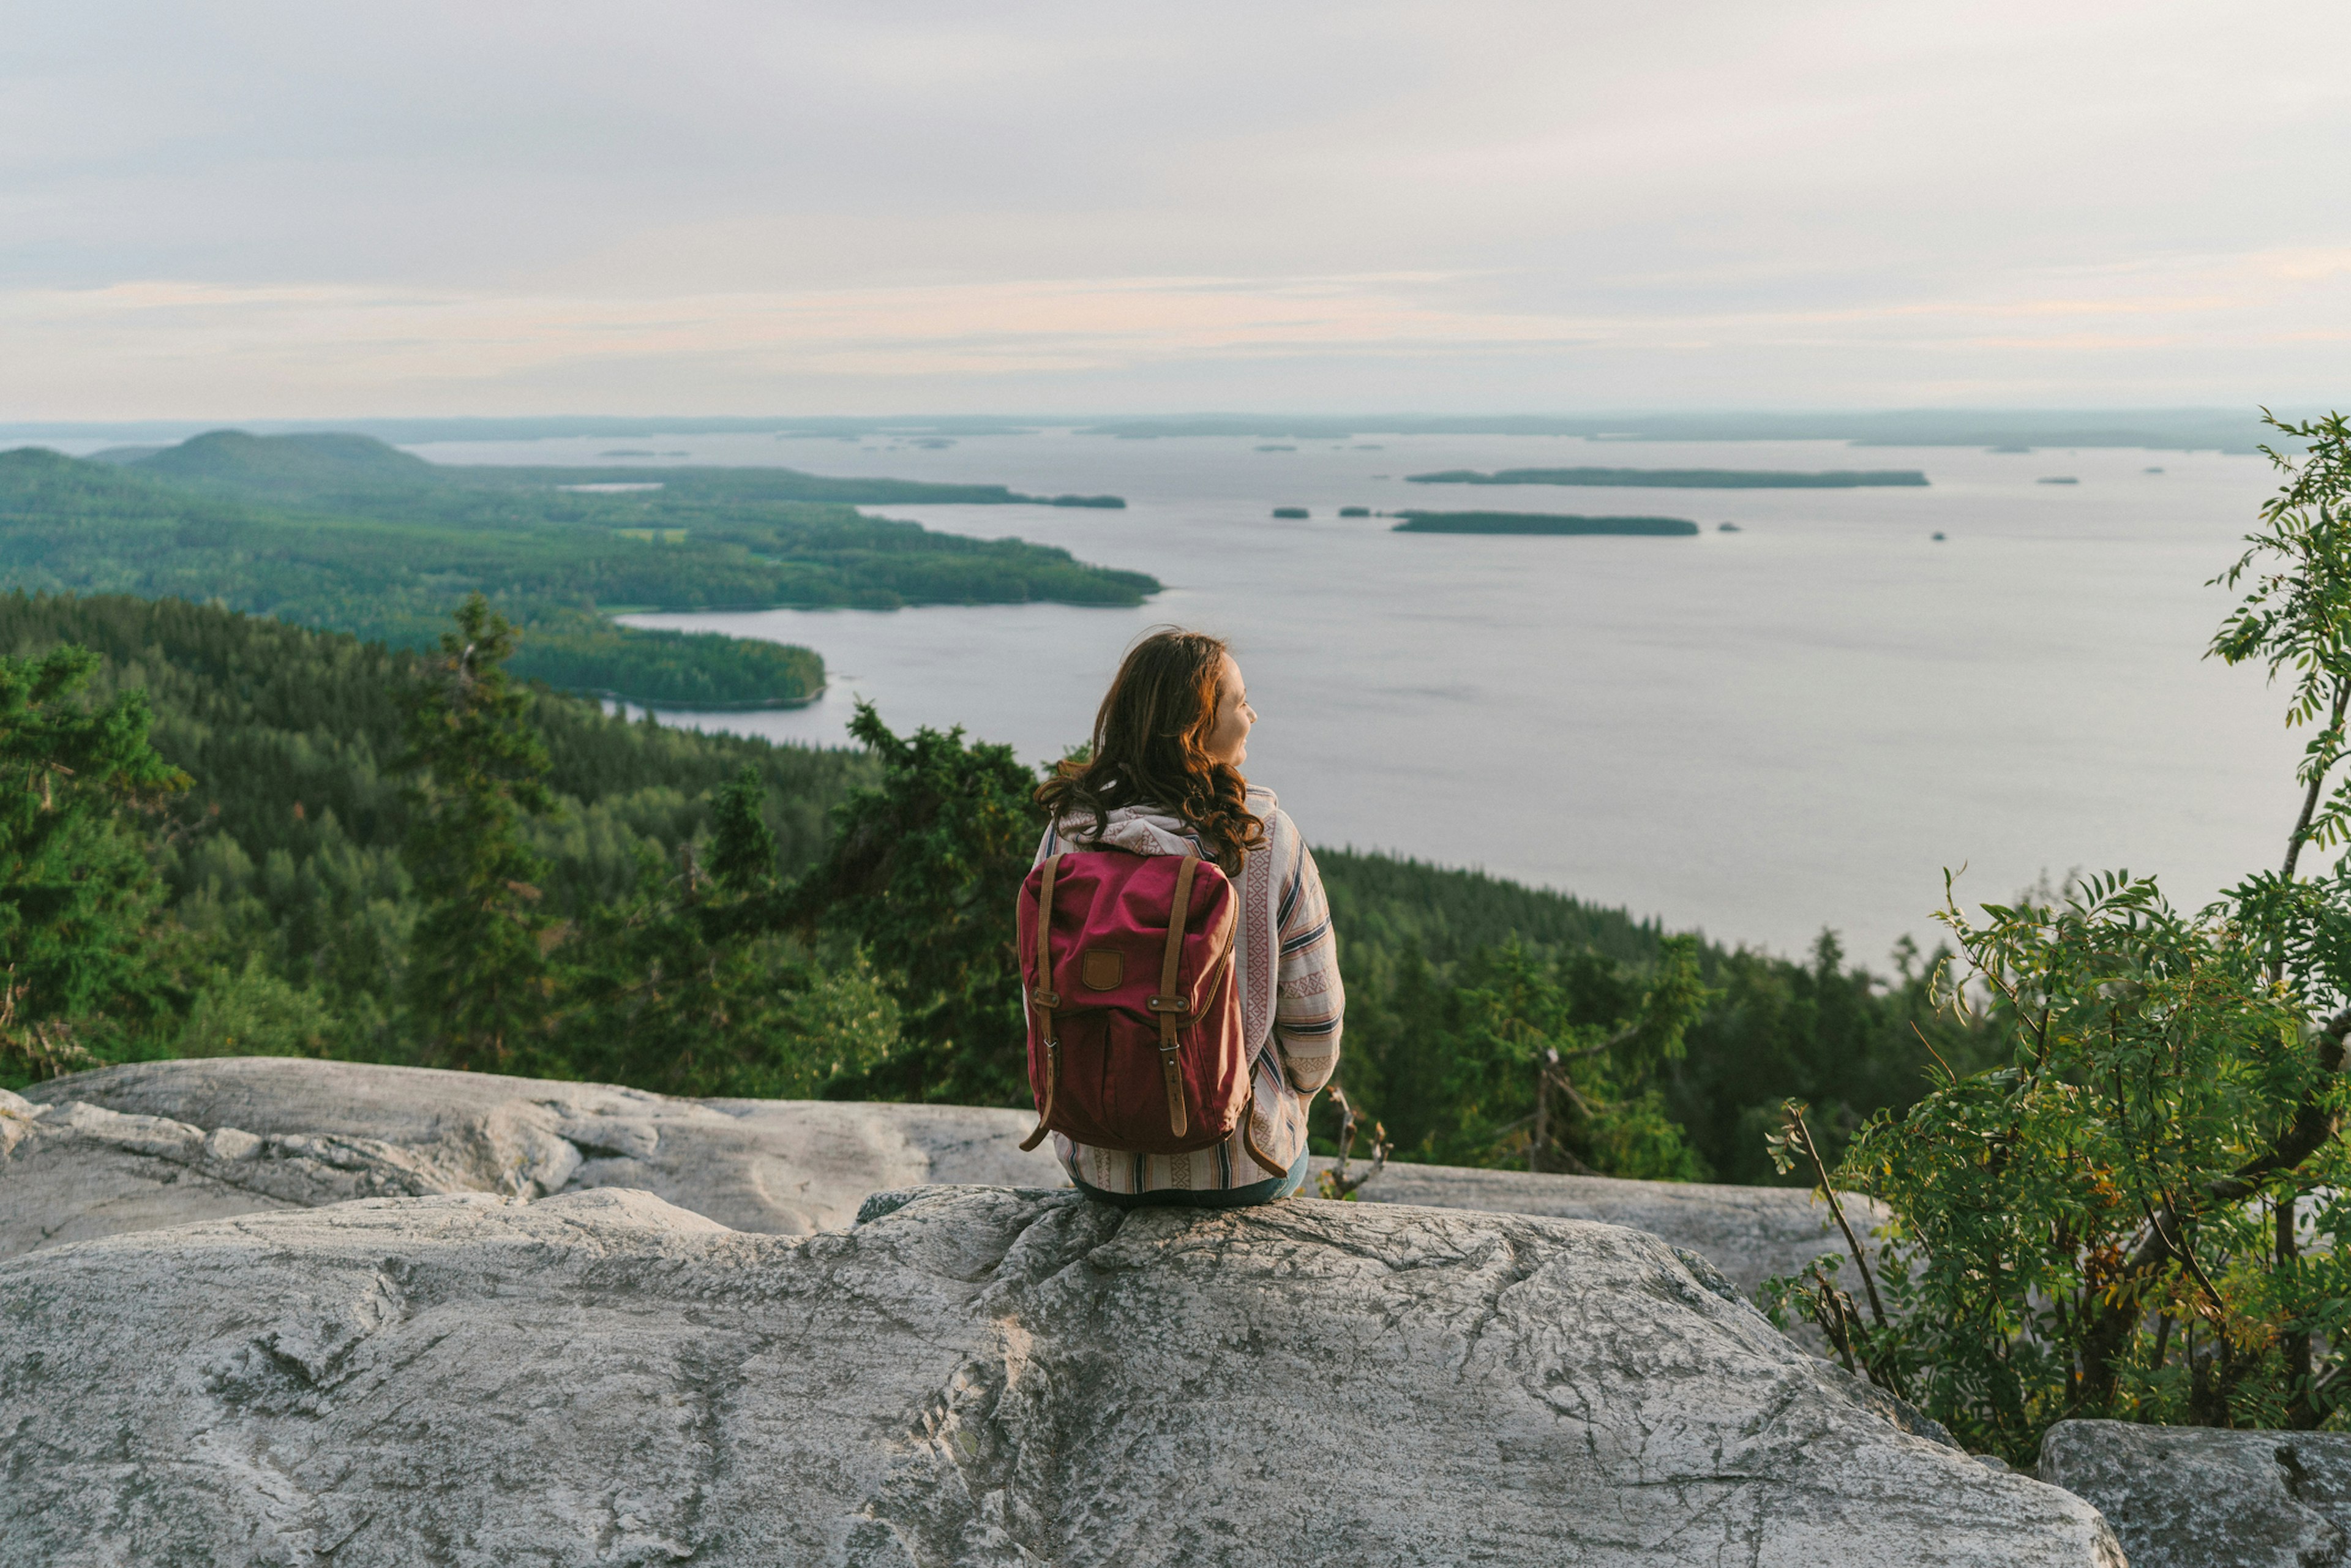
1342, 1160, 1880, 1297
6, 1060, 1872, 1302
2041, 1419, 2351, 1567
3, 1057, 1061, 1255
1, 1182, 2119, 1567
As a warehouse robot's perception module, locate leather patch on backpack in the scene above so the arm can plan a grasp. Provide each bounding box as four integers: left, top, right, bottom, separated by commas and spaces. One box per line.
1080, 948, 1123, 990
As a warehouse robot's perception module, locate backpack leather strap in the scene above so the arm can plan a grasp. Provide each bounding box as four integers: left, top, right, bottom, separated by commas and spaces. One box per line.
1147, 854, 1201, 1139
1018, 854, 1065, 1153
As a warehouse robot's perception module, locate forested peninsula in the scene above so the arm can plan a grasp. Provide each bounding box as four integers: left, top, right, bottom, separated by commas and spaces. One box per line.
1406, 467, 1930, 489
0, 432, 1153, 707
1394, 511, 1700, 536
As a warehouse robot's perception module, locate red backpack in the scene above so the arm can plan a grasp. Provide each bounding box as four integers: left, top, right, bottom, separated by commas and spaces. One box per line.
1015, 849, 1284, 1176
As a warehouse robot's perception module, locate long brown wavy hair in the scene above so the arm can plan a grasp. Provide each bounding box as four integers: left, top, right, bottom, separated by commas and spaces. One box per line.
1035, 628, 1265, 874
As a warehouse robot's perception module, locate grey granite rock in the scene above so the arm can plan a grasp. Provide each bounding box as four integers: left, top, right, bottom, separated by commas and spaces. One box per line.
1335, 1158, 1883, 1297
5, 1057, 1063, 1257
1, 1184, 2121, 1567
9, 1061, 1879, 1304
2041, 1419, 2351, 1567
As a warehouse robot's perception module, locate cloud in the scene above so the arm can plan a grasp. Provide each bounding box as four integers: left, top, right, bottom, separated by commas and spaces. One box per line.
2, 1, 2347, 415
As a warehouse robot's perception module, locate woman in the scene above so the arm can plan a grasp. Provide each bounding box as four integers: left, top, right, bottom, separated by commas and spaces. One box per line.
1034, 629, 1343, 1207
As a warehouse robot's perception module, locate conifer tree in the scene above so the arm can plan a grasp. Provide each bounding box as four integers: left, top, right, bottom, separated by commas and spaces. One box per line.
1422, 935, 1711, 1179
397, 596, 557, 1070
0, 645, 187, 1081
792, 702, 1041, 1104
708, 763, 780, 891
554, 764, 898, 1097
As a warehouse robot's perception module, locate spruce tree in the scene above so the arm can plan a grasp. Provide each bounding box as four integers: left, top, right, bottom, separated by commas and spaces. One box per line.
708, 763, 780, 891
397, 596, 557, 1070
791, 702, 1041, 1104
0, 645, 187, 1081
554, 765, 898, 1097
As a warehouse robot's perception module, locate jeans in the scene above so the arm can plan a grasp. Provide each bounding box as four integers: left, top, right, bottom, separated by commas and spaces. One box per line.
1073, 1155, 1312, 1210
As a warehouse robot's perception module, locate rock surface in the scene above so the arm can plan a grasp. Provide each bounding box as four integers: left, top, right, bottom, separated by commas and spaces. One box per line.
1340, 1159, 1881, 1297
7, 1060, 1873, 1300
2041, 1419, 2351, 1567
1, 1183, 2120, 1567
4, 1057, 1060, 1255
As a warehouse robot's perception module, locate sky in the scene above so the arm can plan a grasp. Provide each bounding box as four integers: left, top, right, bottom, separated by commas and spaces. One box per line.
4, 1, 2349, 419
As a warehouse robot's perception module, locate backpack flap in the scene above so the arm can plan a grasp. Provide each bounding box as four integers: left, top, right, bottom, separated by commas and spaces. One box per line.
1014, 849, 1247, 1158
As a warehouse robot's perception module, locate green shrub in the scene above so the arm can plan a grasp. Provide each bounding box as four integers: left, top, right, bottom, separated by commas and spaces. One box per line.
1771, 412, 2351, 1461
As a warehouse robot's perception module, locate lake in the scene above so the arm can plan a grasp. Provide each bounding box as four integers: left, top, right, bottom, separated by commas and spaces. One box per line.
413, 427, 2295, 966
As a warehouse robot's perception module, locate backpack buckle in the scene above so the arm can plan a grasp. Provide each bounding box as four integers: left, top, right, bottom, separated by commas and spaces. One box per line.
1032, 988, 1062, 1009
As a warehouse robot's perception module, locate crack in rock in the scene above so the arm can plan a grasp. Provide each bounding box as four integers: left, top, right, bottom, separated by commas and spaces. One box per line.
1, 1185, 2125, 1566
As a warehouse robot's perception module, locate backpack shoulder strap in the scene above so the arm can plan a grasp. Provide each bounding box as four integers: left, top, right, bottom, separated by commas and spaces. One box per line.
1017, 853, 1065, 1152
1145, 853, 1201, 1139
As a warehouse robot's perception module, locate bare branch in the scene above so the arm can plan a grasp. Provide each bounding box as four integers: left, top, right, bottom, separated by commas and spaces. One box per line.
1782, 1102, 1889, 1331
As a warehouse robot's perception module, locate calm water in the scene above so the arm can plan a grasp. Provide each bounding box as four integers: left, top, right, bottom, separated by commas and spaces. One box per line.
413, 429, 2295, 964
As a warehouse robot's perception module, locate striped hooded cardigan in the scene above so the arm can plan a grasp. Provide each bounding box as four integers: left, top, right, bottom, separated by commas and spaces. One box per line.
1034, 785, 1344, 1195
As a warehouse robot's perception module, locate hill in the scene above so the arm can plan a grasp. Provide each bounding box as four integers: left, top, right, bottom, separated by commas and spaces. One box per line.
0, 593, 872, 1081
129, 429, 1120, 511
133, 429, 438, 498
0, 591, 868, 969
0, 437, 1157, 705
1315, 847, 1673, 966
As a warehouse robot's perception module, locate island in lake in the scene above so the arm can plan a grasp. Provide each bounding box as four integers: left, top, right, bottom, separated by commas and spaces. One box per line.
1405, 467, 1929, 489
1394, 511, 1699, 537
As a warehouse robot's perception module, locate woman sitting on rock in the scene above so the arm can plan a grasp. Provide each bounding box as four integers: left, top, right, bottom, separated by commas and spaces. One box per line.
1029, 628, 1343, 1207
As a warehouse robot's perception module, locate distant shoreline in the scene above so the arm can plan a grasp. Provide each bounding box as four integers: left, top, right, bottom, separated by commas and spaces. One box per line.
594, 685, 826, 713
0, 408, 2276, 456
1406, 467, 1929, 489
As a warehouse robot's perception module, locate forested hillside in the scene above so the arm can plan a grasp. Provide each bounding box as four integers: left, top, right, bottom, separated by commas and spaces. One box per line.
0, 592, 1976, 1184
0, 594, 876, 1077
114, 427, 1125, 510
0, 432, 1155, 708
1319, 849, 1982, 1182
